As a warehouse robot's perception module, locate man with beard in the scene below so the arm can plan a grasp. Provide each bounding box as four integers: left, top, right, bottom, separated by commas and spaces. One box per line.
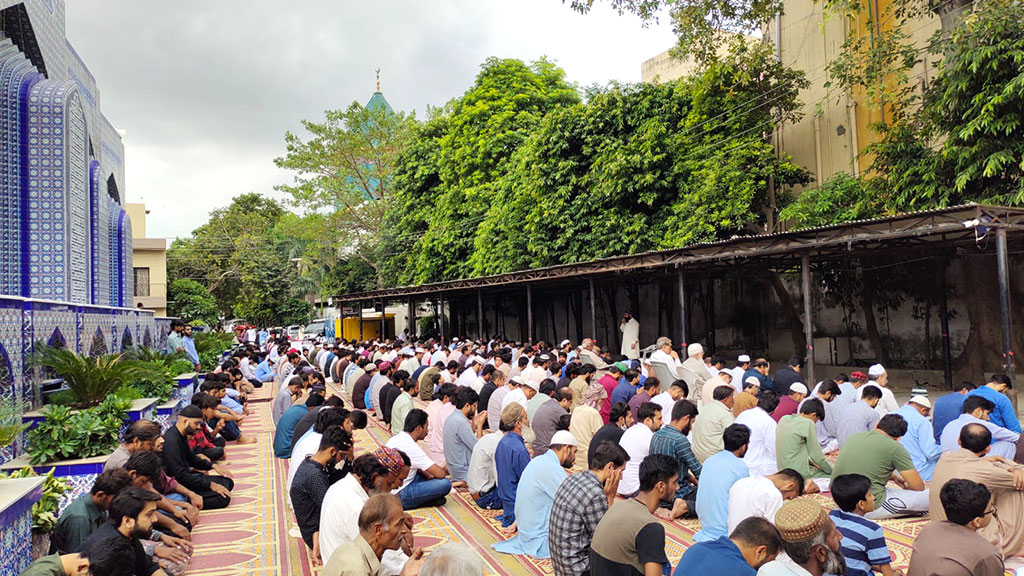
319, 448, 411, 571
442, 387, 488, 487
290, 427, 354, 565
492, 431, 578, 559
757, 499, 847, 576
649, 399, 701, 519
590, 454, 676, 576
82, 488, 167, 576
161, 406, 234, 510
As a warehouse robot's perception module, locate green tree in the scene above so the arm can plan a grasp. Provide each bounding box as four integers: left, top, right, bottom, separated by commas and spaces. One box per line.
274, 100, 418, 283
167, 279, 219, 326
380, 58, 580, 284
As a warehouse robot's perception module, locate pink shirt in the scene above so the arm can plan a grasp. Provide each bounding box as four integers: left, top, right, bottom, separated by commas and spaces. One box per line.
426, 400, 456, 466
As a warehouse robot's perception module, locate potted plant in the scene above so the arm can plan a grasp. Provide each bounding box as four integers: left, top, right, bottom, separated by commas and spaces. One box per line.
0, 467, 67, 559
26, 397, 129, 464
122, 347, 193, 402
0, 396, 28, 449
33, 346, 154, 408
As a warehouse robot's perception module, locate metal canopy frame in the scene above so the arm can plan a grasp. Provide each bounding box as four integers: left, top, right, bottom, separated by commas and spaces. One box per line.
335, 204, 1024, 302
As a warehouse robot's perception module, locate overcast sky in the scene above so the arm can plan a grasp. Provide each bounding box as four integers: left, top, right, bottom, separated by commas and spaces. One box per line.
66, 1, 677, 240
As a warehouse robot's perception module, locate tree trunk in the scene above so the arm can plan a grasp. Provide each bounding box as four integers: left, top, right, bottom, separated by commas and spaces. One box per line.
859, 280, 888, 365
933, 0, 974, 44
952, 258, 1009, 382
769, 272, 806, 355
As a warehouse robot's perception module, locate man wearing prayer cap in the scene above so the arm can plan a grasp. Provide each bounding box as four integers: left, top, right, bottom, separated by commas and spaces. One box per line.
858, 364, 898, 416
729, 355, 752, 385
758, 499, 847, 576
680, 342, 711, 403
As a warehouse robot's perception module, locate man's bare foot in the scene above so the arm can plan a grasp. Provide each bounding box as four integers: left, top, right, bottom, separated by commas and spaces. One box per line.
452, 481, 467, 489
804, 479, 821, 494
236, 436, 257, 444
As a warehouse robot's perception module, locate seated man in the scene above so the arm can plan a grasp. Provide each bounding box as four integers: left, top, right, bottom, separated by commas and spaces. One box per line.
800, 380, 841, 454
492, 431, 578, 559
442, 387, 487, 487
273, 376, 305, 425
673, 517, 782, 576
966, 374, 1021, 433
735, 391, 779, 477
756, 499, 846, 576
940, 395, 1020, 459
161, 406, 234, 510
776, 399, 831, 493
691, 385, 735, 462
384, 409, 452, 510
694, 424, 751, 542
837, 384, 882, 448
829, 474, 902, 576
494, 403, 531, 526
274, 393, 324, 459
290, 427, 353, 565
19, 534, 134, 576
81, 488, 167, 576
52, 469, 131, 554
894, 395, 941, 481
831, 414, 927, 520
466, 421, 504, 510
548, 441, 628, 576
649, 399, 701, 519
908, 479, 1004, 576
321, 494, 416, 576
771, 383, 807, 422
727, 469, 804, 535
104, 420, 162, 471
931, 381, 976, 442
931, 422, 1024, 558
617, 402, 663, 497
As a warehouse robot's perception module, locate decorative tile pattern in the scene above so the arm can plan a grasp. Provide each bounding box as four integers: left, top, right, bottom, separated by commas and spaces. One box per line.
0, 501, 33, 576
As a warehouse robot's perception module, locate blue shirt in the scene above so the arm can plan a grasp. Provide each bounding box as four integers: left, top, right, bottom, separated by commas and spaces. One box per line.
182, 336, 199, 365
221, 394, 244, 414
494, 432, 531, 526
674, 536, 754, 576
258, 330, 269, 346
968, 386, 1021, 433
939, 413, 1021, 458
610, 381, 637, 406
829, 509, 892, 576
894, 404, 941, 481
273, 405, 309, 458
255, 360, 275, 382
931, 392, 967, 442
492, 450, 566, 559
694, 451, 749, 542
742, 368, 773, 393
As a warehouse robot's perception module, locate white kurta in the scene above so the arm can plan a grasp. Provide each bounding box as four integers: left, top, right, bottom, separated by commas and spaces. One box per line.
619, 318, 640, 359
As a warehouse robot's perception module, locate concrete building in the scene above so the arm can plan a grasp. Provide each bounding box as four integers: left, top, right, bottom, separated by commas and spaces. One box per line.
125, 203, 167, 316
640, 4, 942, 194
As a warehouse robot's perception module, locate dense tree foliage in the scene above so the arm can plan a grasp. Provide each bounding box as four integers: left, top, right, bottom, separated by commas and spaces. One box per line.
167, 279, 219, 326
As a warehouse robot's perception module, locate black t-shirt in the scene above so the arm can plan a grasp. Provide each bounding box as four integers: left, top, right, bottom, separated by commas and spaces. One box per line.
84, 523, 160, 576
477, 382, 497, 428
588, 423, 625, 466
380, 383, 401, 426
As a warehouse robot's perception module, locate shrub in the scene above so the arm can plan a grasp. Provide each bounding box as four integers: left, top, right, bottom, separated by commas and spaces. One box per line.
26, 396, 129, 464
0, 467, 67, 533
32, 346, 155, 408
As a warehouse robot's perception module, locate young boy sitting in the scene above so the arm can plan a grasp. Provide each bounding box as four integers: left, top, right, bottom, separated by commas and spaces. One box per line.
829, 473, 904, 576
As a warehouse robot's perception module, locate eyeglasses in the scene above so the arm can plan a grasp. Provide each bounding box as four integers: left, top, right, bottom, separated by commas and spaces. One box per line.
984, 508, 998, 518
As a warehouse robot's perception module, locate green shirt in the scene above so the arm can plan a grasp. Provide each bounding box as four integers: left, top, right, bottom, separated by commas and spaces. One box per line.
776, 414, 832, 479
19, 554, 67, 576
51, 493, 105, 554
391, 392, 415, 433
831, 430, 915, 504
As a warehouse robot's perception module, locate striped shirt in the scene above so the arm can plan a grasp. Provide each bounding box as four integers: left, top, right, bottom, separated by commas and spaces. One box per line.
829, 509, 892, 576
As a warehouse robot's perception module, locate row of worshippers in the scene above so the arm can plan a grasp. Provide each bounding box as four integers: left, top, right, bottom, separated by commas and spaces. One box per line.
22, 383, 251, 576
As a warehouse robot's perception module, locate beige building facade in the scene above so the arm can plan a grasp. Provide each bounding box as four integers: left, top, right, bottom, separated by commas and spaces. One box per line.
641, 4, 942, 198
124, 203, 167, 316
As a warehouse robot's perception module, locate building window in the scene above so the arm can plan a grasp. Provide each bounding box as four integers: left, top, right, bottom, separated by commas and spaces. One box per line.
134, 267, 150, 297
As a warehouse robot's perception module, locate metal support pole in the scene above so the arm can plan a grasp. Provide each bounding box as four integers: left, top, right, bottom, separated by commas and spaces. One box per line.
706, 278, 716, 352
477, 290, 484, 340
589, 279, 597, 340
358, 301, 363, 340
801, 254, 815, 386
677, 267, 688, 347
408, 298, 415, 339
438, 294, 446, 342
937, 258, 952, 390
381, 299, 386, 340
996, 228, 1016, 409
527, 284, 534, 343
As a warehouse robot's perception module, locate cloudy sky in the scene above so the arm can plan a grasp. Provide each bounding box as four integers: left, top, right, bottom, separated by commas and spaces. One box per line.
66, 1, 677, 240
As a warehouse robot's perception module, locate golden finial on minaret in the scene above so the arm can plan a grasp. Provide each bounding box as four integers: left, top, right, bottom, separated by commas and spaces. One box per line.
376, 68, 381, 92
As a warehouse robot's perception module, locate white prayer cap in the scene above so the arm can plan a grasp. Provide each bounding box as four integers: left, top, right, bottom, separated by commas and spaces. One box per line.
399, 347, 414, 356
511, 376, 527, 386
414, 347, 425, 353
550, 430, 578, 447
467, 356, 483, 366
745, 376, 761, 387
687, 343, 703, 357
737, 354, 751, 363
868, 364, 886, 377
909, 395, 931, 409
520, 378, 538, 390
789, 383, 809, 395
559, 339, 571, 348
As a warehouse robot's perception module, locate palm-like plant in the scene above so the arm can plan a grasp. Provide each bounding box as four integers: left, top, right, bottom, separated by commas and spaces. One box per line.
0, 397, 28, 447
32, 346, 155, 408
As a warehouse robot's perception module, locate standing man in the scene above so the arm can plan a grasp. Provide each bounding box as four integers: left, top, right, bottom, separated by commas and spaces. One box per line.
165, 320, 185, 356
619, 311, 640, 360
182, 326, 200, 371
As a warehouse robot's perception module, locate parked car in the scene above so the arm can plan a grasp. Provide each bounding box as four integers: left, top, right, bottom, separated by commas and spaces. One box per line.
302, 319, 327, 339
286, 325, 302, 340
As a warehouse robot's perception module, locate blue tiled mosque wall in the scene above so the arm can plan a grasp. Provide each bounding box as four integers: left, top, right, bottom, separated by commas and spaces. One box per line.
0, 296, 156, 466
